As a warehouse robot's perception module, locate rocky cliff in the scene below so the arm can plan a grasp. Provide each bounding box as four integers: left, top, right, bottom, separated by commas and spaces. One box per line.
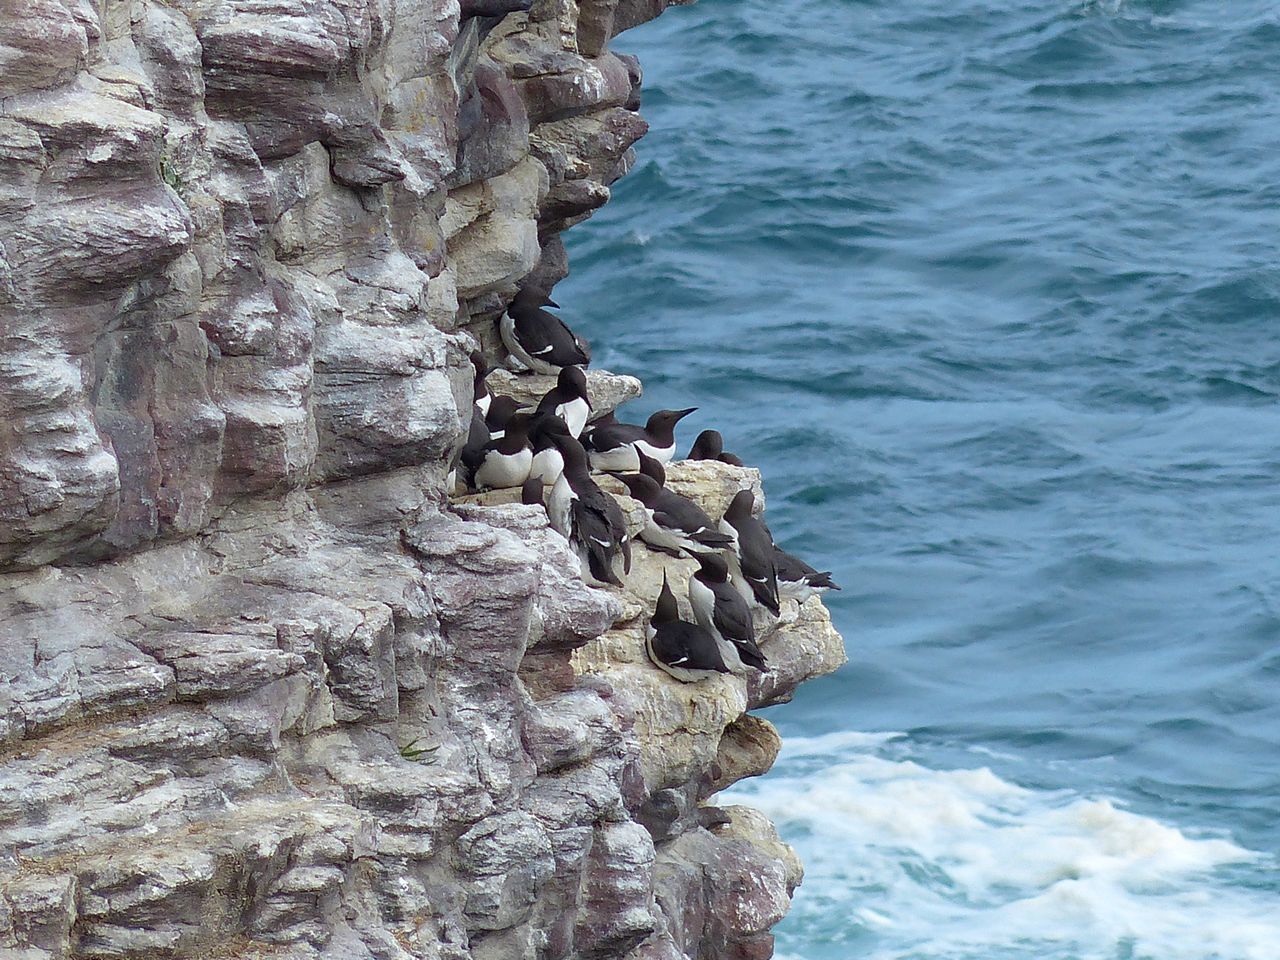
0, 2, 846, 958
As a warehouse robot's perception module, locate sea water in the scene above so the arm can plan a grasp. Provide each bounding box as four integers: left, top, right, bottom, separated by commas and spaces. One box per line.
558, 1, 1280, 957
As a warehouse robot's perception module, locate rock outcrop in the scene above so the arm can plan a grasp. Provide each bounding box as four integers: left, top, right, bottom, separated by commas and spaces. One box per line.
0, 2, 846, 959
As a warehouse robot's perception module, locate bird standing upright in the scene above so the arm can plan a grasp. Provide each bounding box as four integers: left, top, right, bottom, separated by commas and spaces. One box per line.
687, 552, 768, 673
536, 365, 592, 438
547, 432, 632, 587
719, 488, 781, 614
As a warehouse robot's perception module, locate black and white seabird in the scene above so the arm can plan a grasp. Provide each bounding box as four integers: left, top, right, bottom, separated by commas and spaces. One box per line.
774, 546, 841, 603
471, 350, 492, 418
646, 572, 731, 682
687, 552, 768, 673
584, 407, 697, 473
484, 395, 524, 438
521, 475, 544, 506
528, 413, 571, 486
466, 412, 533, 491
536, 365, 592, 439
687, 429, 744, 467
500, 288, 591, 375
719, 489, 781, 614
617, 473, 735, 558
547, 432, 632, 587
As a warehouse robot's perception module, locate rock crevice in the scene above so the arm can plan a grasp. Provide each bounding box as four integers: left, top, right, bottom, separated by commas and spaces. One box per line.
0, 1, 846, 958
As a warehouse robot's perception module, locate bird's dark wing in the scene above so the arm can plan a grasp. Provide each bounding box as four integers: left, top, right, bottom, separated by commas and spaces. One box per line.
738, 518, 781, 613
573, 486, 628, 585
582, 421, 645, 452
710, 580, 756, 645
774, 545, 839, 589
653, 623, 730, 673
460, 408, 490, 486
516, 309, 590, 368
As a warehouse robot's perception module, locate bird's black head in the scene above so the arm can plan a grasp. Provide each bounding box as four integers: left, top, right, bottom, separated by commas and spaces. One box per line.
645, 407, 697, 443
636, 449, 666, 487
724, 488, 755, 523
530, 412, 572, 450
558, 364, 590, 403
511, 286, 559, 315
550, 431, 591, 477
502, 412, 534, 444
689, 429, 723, 459
654, 573, 679, 624
694, 551, 730, 582
618, 472, 661, 507
485, 395, 524, 430
470, 350, 489, 397
521, 476, 544, 506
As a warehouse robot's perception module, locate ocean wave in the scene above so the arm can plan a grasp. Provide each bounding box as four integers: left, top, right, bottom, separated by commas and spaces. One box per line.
725, 738, 1276, 960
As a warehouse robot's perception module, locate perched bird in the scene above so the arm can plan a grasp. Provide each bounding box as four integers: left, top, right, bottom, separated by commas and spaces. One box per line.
547, 432, 632, 587
471, 350, 492, 418
617, 473, 735, 558
536, 365, 592, 439
466, 413, 533, 491
646, 572, 731, 682
484, 395, 524, 438
773, 546, 840, 603
584, 407, 697, 473
687, 429, 744, 467
527, 413, 571, 486
688, 552, 768, 673
636, 448, 667, 487
719, 489, 781, 614
521, 476, 544, 506
500, 287, 590, 375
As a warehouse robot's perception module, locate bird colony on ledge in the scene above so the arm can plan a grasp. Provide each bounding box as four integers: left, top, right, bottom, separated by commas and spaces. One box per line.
454, 289, 841, 682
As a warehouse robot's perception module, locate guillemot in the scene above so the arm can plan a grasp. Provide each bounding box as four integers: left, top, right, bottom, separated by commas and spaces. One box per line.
535, 365, 592, 439
617, 473, 735, 558
719, 488, 781, 614
686, 429, 744, 467
547, 432, 632, 587
584, 407, 697, 473
500, 288, 591, 375
687, 551, 768, 673
466, 412, 533, 491
645, 572, 731, 683
773, 546, 840, 603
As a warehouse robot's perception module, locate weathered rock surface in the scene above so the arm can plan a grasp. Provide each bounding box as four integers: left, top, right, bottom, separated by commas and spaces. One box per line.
0, 1, 844, 958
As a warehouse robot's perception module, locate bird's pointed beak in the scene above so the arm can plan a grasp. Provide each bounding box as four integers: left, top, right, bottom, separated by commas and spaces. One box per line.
675, 407, 697, 422
543, 297, 561, 309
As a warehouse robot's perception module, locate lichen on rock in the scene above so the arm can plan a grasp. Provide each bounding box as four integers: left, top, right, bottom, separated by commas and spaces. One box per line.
0, 1, 846, 958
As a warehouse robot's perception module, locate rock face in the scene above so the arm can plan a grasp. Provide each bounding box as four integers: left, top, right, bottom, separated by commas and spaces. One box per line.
0, 2, 846, 959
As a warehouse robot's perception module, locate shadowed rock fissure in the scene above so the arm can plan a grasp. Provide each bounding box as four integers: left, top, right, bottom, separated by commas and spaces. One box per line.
0, 1, 846, 958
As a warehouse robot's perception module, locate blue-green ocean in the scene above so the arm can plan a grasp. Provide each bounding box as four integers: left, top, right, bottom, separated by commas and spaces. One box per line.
559, 1, 1280, 957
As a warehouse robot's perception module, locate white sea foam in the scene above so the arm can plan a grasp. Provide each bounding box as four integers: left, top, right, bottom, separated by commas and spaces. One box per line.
724, 736, 1277, 960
